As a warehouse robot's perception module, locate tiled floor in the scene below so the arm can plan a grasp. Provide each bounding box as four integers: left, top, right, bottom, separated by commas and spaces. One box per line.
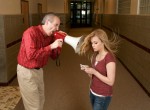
12, 27, 150, 110
0, 86, 21, 110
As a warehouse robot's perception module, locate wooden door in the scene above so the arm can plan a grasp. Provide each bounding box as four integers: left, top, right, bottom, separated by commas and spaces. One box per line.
21, 0, 29, 29
38, 3, 42, 21
38, 3, 42, 14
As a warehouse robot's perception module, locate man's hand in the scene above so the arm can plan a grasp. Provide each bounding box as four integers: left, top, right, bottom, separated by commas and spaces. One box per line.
50, 39, 63, 49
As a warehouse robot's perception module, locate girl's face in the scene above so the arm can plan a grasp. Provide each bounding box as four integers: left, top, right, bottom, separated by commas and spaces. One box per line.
91, 36, 104, 52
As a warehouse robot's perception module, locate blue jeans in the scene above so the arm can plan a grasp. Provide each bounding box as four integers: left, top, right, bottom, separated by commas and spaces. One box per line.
90, 92, 111, 110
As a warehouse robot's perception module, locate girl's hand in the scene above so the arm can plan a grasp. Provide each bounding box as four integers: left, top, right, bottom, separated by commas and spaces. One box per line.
84, 67, 97, 75
80, 64, 89, 70
80, 64, 96, 74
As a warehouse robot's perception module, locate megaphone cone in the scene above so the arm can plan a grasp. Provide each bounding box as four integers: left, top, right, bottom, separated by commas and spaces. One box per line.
53, 31, 84, 54
64, 35, 84, 53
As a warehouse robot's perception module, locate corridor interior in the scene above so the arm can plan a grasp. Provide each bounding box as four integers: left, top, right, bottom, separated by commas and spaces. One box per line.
10, 27, 150, 110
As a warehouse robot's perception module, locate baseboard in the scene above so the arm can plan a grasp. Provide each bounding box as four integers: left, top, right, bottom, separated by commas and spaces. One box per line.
0, 74, 17, 86
117, 58, 150, 97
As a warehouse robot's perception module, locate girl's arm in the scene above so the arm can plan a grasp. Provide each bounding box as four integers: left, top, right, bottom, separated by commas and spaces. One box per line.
84, 62, 116, 86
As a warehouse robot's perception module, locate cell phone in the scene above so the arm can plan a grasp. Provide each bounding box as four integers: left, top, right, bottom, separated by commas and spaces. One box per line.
80, 64, 89, 70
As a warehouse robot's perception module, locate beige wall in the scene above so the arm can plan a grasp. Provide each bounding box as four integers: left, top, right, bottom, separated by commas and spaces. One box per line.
130, 0, 139, 15
47, 0, 64, 13
40, 0, 47, 13
28, 0, 39, 14
27, 0, 47, 13
104, 0, 117, 14
0, 0, 65, 14
94, 0, 117, 14
103, 0, 139, 15
99, 0, 104, 14
0, 0, 48, 15
0, 0, 21, 14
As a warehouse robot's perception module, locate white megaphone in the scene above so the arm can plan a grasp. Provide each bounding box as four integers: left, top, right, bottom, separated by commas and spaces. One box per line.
53, 31, 84, 54
64, 35, 84, 53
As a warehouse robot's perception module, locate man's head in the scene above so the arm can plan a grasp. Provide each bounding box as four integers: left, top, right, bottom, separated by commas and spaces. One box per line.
42, 13, 60, 36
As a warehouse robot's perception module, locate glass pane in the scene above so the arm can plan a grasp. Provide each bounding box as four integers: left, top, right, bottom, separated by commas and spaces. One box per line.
76, 11, 80, 18
77, 3, 81, 9
87, 19, 90, 24
71, 11, 73, 18
87, 3, 90, 9
81, 10, 86, 18
82, 19, 86, 24
87, 10, 90, 18
71, 3, 74, 9
77, 19, 80, 23
82, 3, 86, 9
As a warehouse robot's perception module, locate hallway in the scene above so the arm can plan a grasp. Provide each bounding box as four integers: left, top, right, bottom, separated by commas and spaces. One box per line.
13, 28, 150, 110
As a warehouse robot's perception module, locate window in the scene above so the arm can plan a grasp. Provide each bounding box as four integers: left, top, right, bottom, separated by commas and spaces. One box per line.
139, 0, 150, 14
118, 0, 131, 14
70, 1, 92, 27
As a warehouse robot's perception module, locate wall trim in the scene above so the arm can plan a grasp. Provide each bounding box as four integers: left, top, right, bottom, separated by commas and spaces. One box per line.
102, 25, 150, 54
6, 38, 21, 48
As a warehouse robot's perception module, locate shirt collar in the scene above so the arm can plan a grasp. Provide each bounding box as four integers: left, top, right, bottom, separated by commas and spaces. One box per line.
38, 25, 48, 37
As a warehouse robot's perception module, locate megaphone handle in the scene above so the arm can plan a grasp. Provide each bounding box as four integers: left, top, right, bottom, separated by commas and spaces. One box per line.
56, 58, 60, 67
56, 51, 60, 67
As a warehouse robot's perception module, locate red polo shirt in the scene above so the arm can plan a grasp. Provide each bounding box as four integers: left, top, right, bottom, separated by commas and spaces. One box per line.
17, 25, 60, 69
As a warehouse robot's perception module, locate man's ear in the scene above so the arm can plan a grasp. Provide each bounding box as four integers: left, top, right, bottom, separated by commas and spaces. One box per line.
45, 19, 50, 25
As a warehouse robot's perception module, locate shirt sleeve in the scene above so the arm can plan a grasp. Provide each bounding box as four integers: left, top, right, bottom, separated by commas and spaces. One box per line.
105, 53, 116, 64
